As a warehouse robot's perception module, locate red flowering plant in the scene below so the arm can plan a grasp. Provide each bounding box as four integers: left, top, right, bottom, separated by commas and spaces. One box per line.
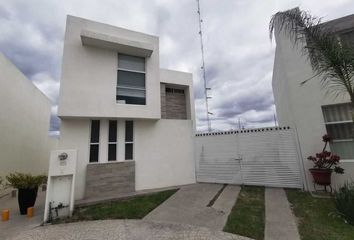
307, 134, 344, 174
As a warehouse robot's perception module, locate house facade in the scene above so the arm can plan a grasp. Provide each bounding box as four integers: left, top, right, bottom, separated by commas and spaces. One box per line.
0, 53, 53, 178
57, 16, 196, 200
272, 13, 354, 190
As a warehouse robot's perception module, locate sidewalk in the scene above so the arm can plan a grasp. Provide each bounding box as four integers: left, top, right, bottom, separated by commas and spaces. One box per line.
264, 188, 300, 240
144, 183, 240, 231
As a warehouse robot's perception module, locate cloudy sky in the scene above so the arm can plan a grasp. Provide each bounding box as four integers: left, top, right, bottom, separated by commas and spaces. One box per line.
1, 0, 354, 134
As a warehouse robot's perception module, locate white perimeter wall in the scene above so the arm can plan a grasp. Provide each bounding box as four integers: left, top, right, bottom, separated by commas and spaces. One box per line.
59, 118, 196, 200
0, 53, 52, 177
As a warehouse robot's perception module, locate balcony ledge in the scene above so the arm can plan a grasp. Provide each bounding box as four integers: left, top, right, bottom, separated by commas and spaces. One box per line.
81, 29, 153, 57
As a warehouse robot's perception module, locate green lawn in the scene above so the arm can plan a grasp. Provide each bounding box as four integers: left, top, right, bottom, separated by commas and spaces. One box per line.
286, 189, 354, 240
58, 189, 177, 223
223, 186, 265, 240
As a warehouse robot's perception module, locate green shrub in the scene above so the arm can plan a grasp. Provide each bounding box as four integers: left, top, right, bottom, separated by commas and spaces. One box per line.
6, 172, 47, 189
335, 182, 354, 225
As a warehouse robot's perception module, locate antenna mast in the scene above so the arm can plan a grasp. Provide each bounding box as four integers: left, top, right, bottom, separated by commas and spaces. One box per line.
196, 0, 212, 132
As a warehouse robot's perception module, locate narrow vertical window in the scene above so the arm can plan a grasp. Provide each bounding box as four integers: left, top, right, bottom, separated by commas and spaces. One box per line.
125, 121, 134, 160
108, 120, 117, 161
89, 120, 100, 162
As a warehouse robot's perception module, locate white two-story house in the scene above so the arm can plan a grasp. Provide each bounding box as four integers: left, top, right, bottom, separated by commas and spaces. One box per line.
272, 13, 354, 190
57, 16, 196, 200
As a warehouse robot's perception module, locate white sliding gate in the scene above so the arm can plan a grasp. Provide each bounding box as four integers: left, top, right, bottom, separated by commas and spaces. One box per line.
195, 127, 304, 189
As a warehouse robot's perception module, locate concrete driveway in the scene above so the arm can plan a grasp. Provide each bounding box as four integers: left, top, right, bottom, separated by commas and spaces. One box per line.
9, 220, 251, 240
144, 183, 241, 230
4, 184, 249, 240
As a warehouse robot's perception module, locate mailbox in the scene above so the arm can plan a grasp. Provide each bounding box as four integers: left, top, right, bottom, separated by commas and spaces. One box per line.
43, 149, 77, 223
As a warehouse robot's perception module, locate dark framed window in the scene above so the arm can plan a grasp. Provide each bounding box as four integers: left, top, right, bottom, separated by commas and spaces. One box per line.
166, 87, 185, 94
89, 120, 100, 162
117, 54, 146, 105
108, 144, 117, 161
108, 120, 118, 161
125, 121, 134, 160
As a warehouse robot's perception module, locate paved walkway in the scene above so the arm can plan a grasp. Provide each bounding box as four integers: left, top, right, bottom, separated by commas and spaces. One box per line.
2, 184, 302, 240
264, 188, 300, 240
0, 189, 46, 240
144, 183, 241, 231
9, 220, 252, 240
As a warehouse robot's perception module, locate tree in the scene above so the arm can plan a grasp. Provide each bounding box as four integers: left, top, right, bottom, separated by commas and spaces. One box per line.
269, 8, 354, 129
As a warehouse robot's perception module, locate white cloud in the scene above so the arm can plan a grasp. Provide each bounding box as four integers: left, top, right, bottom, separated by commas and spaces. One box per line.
1, 0, 354, 132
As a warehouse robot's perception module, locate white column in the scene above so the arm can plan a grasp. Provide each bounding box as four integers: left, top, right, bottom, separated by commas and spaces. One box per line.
99, 119, 108, 163
117, 120, 126, 161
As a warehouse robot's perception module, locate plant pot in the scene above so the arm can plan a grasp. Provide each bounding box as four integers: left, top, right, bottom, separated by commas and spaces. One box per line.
309, 168, 332, 186
18, 187, 38, 215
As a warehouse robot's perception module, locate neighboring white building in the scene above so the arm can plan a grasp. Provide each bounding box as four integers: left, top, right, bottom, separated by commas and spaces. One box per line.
272, 13, 354, 190
0, 53, 53, 177
57, 16, 196, 200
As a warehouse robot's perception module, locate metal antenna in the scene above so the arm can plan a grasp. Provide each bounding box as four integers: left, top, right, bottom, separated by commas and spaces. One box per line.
196, 0, 212, 132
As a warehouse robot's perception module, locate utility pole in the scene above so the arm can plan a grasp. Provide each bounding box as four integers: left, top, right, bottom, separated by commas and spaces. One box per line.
196, 0, 212, 132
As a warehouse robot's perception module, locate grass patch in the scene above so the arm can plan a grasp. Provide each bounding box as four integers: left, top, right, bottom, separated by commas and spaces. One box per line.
223, 186, 265, 240
56, 189, 177, 223
286, 189, 354, 240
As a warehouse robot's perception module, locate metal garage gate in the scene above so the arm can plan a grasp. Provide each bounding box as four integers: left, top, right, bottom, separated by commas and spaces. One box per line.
195, 127, 304, 189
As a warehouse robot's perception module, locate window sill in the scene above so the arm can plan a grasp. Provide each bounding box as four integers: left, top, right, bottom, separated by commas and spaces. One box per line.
116, 102, 146, 106
88, 160, 135, 165
340, 159, 354, 163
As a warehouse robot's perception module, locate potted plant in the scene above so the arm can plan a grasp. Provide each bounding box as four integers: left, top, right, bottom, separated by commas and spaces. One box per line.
6, 173, 47, 215
307, 134, 344, 186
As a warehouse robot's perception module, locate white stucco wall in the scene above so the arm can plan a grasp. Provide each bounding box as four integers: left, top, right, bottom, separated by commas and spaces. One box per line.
134, 119, 196, 190
272, 21, 354, 190
58, 15, 161, 120
58, 118, 196, 200
57, 119, 90, 200
0, 53, 52, 177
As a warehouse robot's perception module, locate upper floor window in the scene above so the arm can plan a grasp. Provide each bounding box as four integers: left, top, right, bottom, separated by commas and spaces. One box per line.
117, 54, 146, 105
322, 103, 354, 159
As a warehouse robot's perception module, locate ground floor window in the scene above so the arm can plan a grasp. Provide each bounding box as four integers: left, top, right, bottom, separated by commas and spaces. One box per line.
322, 103, 354, 159
89, 120, 100, 162
89, 119, 134, 162
108, 120, 118, 161
125, 121, 134, 160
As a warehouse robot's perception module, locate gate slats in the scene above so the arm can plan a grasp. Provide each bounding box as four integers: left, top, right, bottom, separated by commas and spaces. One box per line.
195, 127, 303, 188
